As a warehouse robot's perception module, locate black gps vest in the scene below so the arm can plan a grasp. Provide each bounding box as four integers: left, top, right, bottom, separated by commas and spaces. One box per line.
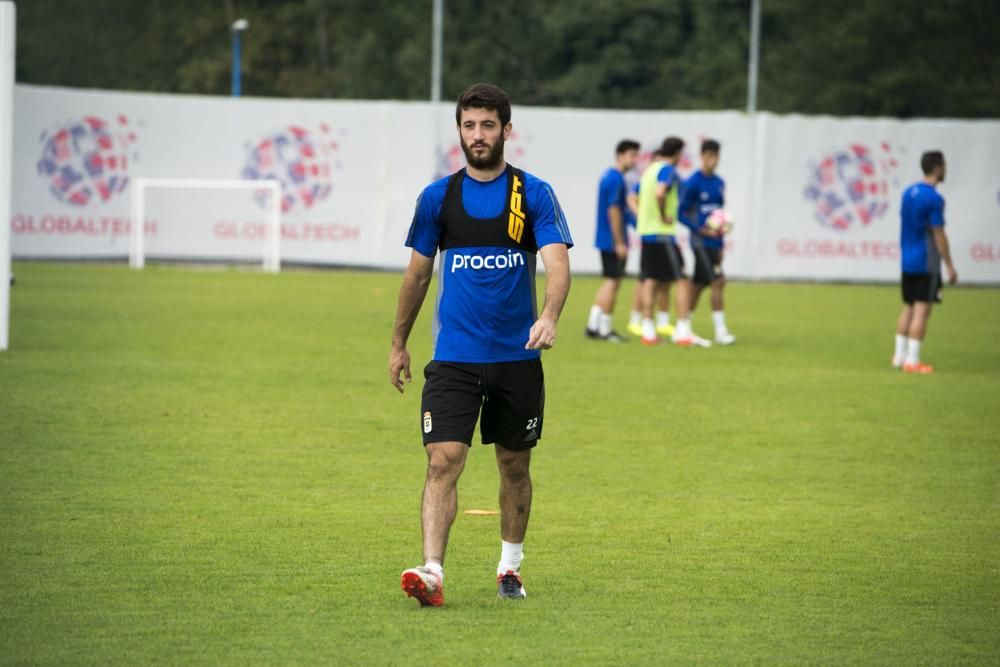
437, 165, 538, 254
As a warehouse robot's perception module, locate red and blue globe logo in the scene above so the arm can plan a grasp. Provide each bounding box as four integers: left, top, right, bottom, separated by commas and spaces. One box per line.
37, 115, 138, 207
804, 143, 898, 232
241, 124, 339, 212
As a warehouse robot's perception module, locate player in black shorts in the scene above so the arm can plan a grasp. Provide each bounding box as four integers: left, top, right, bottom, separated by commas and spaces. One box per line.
679, 139, 735, 345
893, 150, 957, 373
635, 138, 704, 345
585, 140, 639, 342
389, 84, 573, 606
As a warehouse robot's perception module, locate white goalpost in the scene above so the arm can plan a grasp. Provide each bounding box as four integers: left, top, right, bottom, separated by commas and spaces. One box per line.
0, 1, 15, 351
129, 178, 283, 273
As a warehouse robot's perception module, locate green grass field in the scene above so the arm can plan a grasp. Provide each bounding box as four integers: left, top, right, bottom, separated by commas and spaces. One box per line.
1, 261, 998, 665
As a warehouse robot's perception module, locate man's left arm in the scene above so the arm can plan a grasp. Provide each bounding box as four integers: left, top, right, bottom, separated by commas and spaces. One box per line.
931, 226, 958, 285
525, 243, 571, 350
930, 196, 957, 285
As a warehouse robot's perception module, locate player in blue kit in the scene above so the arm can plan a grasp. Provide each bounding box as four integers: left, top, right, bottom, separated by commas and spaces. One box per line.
892, 150, 957, 374
678, 139, 736, 345
389, 83, 573, 606
585, 139, 639, 342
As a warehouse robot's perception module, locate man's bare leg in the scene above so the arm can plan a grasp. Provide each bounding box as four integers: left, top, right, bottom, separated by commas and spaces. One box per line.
495, 444, 532, 599
421, 441, 469, 565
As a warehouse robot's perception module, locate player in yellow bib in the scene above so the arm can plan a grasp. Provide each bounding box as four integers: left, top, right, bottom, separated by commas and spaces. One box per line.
635, 137, 709, 347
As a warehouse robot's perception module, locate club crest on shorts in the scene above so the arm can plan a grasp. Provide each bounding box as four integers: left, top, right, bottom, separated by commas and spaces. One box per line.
423, 411, 433, 434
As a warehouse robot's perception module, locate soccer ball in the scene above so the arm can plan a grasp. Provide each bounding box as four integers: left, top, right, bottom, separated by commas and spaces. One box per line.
706, 209, 733, 235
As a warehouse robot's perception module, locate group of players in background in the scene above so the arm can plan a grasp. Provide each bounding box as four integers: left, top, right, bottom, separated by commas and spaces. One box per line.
587, 136, 735, 347
586, 140, 958, 373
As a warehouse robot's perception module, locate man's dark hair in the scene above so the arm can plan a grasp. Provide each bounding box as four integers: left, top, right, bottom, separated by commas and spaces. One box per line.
456, 83, 511, 126
921, 150, 945, 175
616, 139, 640, 155
701, 139, 721, 154
660, 136, 685, 158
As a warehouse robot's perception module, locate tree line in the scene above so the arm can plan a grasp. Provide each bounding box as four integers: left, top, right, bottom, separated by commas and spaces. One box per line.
15, 0, 1000, 118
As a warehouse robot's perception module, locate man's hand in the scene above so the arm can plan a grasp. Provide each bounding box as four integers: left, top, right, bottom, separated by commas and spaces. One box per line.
947, 265, 958, 285
389, 346, 412, 393
525, 315, 557, 350
615, 241, 628, 260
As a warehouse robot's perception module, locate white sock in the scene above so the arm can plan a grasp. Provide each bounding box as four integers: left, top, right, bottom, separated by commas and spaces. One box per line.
893, 334, 907, 361
424, 560, 443, 583
587, 305, 602, 332
598, 313, 613, 336
905, 338, 921, 365
642, 318, 657, 340
629, 310, 642, 326
498, 540, 523, 574
712, 310, 728, 334
656, 311, 671, 328
676, 318, 692, 338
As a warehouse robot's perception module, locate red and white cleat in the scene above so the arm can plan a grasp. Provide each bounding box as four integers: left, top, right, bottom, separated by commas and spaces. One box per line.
902, 362, 934, 374
401, 566, 444, 607
675, 335, 712, 348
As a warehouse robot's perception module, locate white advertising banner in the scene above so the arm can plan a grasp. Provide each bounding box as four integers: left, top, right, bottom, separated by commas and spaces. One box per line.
751, 113, 1000, 283
10, 84, 1000, 283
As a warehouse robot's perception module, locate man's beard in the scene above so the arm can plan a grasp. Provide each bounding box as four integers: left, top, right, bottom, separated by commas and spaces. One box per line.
461, 136, 505, 170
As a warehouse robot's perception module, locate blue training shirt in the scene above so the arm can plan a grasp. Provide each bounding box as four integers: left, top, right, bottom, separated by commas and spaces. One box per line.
406, 167, 574, 363
900, 182, 945, 275
679, 170, 726, 250
594, 167, 627, 251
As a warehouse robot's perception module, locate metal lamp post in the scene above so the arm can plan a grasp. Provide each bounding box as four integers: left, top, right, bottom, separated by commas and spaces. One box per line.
231, 18, 249, 97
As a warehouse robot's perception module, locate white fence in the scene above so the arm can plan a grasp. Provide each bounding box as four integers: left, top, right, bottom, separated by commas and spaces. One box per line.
10, 84, 1000, 283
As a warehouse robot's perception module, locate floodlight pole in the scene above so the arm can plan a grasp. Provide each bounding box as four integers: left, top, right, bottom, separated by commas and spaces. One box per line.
431, 0, 443, 103
0, 1, 15, 350
746, 0, 761, 113
430, 0, 444, 178
231, 18, 249, 97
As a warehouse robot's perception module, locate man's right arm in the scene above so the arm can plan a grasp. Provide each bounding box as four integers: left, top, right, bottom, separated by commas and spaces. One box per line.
678, 182, 699, 233
655, 182, 670, 224
389, 250, 435, 393
931, 226, 958, 285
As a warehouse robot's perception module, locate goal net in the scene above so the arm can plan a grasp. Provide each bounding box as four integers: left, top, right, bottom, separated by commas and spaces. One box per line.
129, 178, 282, 272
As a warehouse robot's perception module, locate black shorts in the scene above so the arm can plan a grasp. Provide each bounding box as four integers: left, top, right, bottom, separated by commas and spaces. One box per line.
421, 359, 544, 449
692, 246, 724, 286
902, 272, 942, 304
640, 239, 683, 282
600, 251, 627, 279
